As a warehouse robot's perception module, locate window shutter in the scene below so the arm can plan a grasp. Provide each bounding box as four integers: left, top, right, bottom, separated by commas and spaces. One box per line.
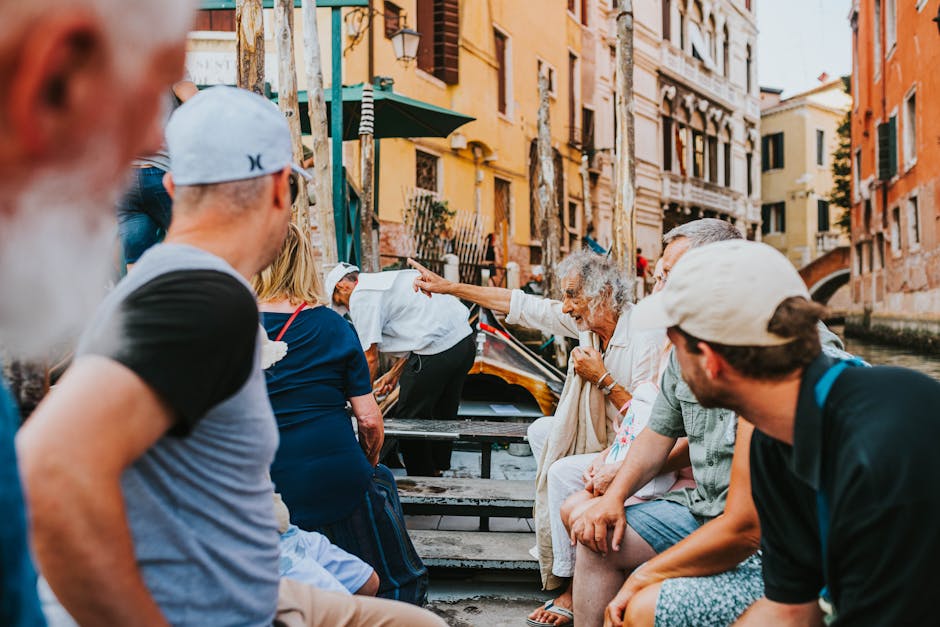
888, 115, 898, 178
433, 0, 460, 84
761, 136, 770, 171
778, 202, 786, 233
416, 0, 435, 73
878, 122, 891, 181
761, 204, 771, 235
817, 200, 830, 231
774, 133, 784, 169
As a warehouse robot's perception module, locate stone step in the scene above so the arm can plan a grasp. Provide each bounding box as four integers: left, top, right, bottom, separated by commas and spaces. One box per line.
410, 529, 538, 571
397, 477, 533, 518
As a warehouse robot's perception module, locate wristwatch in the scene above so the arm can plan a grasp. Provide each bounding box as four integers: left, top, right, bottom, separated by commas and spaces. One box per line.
601, 379, 617, 395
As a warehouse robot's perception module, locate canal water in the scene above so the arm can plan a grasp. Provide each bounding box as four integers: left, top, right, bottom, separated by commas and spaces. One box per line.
834, 326, 940, 380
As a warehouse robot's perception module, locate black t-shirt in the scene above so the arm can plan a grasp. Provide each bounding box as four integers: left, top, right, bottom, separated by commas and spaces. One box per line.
750, 353, 940, 625
82, 270, 259, 435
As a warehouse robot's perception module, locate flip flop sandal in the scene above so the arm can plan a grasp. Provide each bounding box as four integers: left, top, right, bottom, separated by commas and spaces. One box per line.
526, 600, 574, 627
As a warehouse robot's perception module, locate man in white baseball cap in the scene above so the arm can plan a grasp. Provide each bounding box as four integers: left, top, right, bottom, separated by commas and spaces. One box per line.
622, 240, 940, 625
327, 261, 474, 477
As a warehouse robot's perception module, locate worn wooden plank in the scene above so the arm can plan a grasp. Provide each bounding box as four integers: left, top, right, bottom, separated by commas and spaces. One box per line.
410, 530, 537, 570
397, 477, 533, 509
384, 419, 529, 443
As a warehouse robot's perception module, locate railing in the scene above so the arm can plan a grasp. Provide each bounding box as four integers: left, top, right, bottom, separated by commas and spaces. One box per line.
661, 172, 740, 216
816, 231, 846, 255
660, 44, 736, 107
659, 43, 760, 120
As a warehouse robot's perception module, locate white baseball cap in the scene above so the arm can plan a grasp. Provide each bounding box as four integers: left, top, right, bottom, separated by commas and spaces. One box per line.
324, 262, 360, 308
166, 86, 311, 186
631, 240, 811, 346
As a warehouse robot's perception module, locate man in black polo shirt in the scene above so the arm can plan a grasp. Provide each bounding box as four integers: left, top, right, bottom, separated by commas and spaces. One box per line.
631, 239, 940, 625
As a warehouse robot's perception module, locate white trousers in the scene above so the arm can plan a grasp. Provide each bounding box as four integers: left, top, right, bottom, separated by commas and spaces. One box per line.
547, 453, 595, 578
527, 415, 556, 469
528, 415, 597, 579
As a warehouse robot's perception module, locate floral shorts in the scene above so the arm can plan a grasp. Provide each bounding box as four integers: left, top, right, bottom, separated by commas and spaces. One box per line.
654, 553, 764, 626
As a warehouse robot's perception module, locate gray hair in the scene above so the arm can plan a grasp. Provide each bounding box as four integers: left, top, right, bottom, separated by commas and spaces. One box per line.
663, 218, 743, 249
555, 250, 630, 312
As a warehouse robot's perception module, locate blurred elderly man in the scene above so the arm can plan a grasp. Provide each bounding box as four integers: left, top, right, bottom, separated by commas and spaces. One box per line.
19, 85, 301, 626
409, 252, 665, 622
0, 1, 194, 624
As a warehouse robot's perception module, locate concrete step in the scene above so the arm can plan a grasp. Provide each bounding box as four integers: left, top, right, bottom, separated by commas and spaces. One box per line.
411, 529, 538, 571
397, 477, 533, 518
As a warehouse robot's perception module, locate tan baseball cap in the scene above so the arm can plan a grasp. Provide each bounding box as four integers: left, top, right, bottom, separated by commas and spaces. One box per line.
631, 240, 811, 346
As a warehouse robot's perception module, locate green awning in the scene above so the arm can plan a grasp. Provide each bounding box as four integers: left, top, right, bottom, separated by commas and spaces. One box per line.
274, 83, 475, 140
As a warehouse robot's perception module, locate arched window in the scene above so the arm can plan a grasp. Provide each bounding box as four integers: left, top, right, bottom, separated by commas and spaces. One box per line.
662, 0, 671, 41
706, 116, 719, 184
722, 124, 733, 188
722, 25, 730, 77
678, 4, 686, 51
691, 110, 706, 179
708, 15, 717, 65
745, 136, 755, 197
662, 99, 674, 172
745, 44, 753, 94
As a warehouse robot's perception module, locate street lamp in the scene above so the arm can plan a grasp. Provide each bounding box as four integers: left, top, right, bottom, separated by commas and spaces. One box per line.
391, 19, 421, 66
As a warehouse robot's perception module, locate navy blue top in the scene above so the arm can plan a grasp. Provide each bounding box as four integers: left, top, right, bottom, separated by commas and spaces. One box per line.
262, 307, 374, 528
0, 374, 45, 626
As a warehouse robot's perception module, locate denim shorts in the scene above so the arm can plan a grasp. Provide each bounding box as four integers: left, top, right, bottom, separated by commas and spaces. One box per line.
625, 499, 702, 554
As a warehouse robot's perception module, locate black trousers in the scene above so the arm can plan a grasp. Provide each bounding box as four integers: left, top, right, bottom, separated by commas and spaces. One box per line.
396, 333, 475, 476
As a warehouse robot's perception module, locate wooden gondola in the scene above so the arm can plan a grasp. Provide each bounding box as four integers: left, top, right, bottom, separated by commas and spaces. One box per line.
378, 305, 564, 420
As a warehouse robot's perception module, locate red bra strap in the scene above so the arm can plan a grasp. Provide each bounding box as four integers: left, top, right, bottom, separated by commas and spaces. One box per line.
274, 303, 308, 342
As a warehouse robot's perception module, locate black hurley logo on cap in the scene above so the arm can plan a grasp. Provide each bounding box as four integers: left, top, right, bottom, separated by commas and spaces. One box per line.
248, 154, 264, 172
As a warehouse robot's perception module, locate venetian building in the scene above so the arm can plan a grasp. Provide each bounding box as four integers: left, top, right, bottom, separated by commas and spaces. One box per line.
645, 0, 761, 254
848, 0, 940, 341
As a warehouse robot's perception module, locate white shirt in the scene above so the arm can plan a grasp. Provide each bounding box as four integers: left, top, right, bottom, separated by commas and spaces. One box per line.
348, 270, 472, 356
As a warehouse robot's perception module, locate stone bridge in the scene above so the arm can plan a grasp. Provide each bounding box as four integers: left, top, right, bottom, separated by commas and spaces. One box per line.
799, 246, 851, 304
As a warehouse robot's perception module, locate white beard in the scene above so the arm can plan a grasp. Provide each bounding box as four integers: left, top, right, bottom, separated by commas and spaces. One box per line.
0, 171, 123, 361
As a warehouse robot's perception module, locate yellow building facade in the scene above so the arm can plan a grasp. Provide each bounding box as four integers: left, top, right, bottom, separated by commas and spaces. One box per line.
186, 2, 616, 278
759, 80, 851, 268
339, 0, 611, 274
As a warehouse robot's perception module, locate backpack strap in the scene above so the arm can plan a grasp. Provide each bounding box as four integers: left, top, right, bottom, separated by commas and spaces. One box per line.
812, 356, 867, 612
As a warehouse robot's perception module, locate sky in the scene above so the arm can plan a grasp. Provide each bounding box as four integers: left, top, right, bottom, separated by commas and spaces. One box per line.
757, 0, 853, 97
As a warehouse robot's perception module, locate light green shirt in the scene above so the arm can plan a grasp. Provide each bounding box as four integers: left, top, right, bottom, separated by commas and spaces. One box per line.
647, 349, 737, 519
647, 322, 847, 520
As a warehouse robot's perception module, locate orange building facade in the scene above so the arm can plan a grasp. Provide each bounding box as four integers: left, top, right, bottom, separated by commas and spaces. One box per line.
848, 0, 940, 344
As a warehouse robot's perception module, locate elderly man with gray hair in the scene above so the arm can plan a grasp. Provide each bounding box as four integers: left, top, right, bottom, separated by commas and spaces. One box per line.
409, 252, 670, 625
566, 219, 775, 627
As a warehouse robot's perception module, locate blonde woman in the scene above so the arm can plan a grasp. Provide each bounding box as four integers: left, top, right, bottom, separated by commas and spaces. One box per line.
254, 224, 428, 605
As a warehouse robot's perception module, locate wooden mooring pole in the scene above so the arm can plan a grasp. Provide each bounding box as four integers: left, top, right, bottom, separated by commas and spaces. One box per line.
274, 0, 308, 223
301, 0, 338, 265
612, 0, 637, 299
236, 0, 265, 95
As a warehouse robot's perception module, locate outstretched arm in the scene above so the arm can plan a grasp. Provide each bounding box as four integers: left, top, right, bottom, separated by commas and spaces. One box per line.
408, 258, 512, 313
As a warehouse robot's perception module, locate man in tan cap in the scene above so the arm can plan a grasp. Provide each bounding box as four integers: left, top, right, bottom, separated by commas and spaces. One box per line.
623, 240, 940, 625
